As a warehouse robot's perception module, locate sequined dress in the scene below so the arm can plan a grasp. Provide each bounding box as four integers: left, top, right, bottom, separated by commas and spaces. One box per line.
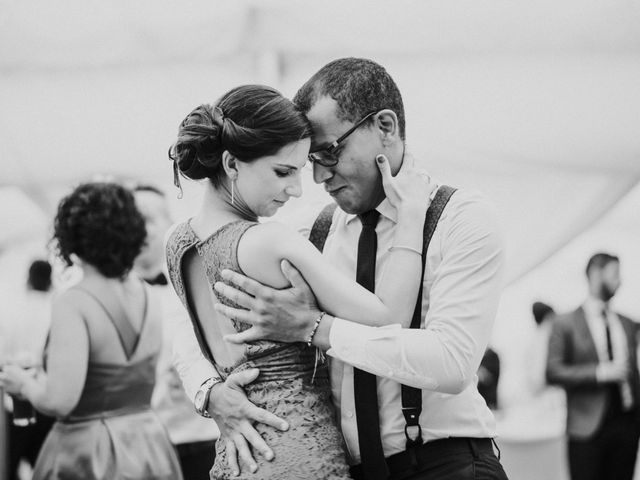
166, 220, 350, 480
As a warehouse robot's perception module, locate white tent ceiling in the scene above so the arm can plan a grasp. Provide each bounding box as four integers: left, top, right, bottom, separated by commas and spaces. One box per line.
1, 0, 639, 283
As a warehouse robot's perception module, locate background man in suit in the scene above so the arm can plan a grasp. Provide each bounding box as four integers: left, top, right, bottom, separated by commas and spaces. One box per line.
547, 252, 640, 480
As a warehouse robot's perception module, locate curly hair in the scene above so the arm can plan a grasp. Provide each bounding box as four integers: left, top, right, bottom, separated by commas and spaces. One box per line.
294, 58, 406, 140
53, 182, 146, 279
169, 85, 311, 187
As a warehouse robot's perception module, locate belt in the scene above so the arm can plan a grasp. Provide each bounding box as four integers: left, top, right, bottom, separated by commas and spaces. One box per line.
350, 437, 496, 480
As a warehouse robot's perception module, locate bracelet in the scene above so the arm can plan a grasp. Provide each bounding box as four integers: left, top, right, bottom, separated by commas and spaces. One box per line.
388, 245, 422, 256
306, 312, 326, 347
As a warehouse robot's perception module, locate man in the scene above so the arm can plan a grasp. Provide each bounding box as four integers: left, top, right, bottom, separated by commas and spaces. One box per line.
174, 58, 508, 479
547, 253, 640, 480
132, 185, 219, 480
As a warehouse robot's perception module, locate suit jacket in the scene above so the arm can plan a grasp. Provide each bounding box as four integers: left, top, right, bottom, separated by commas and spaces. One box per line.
546, 306, 640, 439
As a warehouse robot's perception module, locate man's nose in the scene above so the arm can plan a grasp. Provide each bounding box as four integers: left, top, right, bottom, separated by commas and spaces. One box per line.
312, 163, 333, 184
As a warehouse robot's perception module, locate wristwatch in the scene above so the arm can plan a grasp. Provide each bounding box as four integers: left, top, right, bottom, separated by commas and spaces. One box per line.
194, 376, 223, 418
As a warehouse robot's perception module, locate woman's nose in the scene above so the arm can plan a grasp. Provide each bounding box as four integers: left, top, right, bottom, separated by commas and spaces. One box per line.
285, 174, 303, 198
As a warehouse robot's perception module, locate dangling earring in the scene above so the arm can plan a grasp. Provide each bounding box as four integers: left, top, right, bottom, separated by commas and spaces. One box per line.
231, 177, 236, 205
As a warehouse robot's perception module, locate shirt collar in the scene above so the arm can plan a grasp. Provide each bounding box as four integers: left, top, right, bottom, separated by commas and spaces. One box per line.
344, 196, 398, 226
584, 295, 608, 317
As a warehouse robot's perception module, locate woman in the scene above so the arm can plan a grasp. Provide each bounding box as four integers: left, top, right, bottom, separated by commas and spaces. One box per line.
166, 85, 432, 479
0, 182, 183, 480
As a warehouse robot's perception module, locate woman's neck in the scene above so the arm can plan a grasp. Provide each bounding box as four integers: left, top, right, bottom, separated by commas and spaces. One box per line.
191, 182, 256, 238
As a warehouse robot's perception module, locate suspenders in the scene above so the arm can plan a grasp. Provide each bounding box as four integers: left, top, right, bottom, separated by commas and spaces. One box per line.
310, 185, 458, 451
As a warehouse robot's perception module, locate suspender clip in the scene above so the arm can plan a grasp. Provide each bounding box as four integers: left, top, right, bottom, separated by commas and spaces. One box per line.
402, 407, 424, 448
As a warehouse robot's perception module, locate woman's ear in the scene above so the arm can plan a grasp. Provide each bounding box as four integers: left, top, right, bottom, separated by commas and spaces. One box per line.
375, 109, 400, 145
222, 151, 238, 179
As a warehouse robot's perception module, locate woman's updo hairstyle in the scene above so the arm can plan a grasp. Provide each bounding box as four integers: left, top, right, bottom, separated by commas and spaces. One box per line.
169, 85, 311, 187
52, 182, 146, 279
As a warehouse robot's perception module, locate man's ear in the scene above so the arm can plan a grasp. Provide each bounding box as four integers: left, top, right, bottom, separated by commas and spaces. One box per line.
375, 109, 400, 145
222, 151, 238, 179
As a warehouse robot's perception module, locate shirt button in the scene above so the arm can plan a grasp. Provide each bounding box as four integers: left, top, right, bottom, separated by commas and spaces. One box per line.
345, 410, 354, 418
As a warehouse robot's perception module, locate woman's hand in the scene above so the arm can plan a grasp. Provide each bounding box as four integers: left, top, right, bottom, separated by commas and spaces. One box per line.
0, 364, 34, 397
376, 153, 437, 217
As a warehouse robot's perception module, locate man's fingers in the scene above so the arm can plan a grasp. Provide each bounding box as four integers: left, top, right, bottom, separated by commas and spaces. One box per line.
225, 439, 240, 477
231, 434, 258, 474
280, 260, 311, 293
225, 368, 260, 388
241, 424, 274, 462
214, 303, 252, 324
224, 328, 264, 345
214, 282, 255, 309
220, 269, 265, 297
250, 404, 289, 432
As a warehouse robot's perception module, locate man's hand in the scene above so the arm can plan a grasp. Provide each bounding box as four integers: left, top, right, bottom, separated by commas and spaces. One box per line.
209, 368, 289, 476
214, 260, 321, 344
597, 361, 630, 383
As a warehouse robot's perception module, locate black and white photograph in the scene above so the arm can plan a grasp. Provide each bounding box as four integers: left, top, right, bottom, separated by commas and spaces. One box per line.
1, 1, 640, 479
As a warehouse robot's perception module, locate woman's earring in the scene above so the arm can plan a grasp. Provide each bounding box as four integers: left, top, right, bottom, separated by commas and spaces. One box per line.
231, 177, 236, 205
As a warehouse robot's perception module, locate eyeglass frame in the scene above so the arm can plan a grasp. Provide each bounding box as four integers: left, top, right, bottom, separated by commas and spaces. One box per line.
307, 110, 380, 167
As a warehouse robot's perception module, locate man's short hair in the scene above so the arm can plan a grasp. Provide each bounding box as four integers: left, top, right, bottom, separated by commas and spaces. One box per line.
586, 252, 619, 277
294, 58, 406, 140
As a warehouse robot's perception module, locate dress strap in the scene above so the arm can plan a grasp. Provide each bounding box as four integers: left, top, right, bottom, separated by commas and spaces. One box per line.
72, 285, 146, 360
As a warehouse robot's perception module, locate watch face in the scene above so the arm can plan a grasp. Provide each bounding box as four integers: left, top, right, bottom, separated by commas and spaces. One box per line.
194, 390, 205, 411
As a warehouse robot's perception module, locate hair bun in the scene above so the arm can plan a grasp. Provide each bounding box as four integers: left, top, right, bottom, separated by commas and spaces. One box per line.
172, 104, 225, 179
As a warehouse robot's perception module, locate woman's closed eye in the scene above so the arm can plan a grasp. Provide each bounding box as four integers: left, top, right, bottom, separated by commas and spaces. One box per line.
275, 168, 295, 178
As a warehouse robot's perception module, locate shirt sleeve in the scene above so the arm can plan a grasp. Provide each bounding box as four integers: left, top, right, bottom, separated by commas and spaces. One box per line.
327, 194, 505, 394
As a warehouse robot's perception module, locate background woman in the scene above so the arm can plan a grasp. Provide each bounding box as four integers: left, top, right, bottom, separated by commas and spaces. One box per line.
0, 182, 183, 480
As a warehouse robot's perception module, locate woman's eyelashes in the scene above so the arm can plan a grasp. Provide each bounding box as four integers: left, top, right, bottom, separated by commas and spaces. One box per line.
274, 168, 295, 178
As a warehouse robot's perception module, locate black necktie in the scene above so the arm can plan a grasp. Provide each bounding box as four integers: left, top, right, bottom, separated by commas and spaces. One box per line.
602, 305, 614, 361
354, 210, 388, 479
144, 272, 168, 286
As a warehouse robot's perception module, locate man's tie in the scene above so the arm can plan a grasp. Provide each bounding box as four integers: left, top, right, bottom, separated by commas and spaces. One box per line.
354, 210, 389, 479
602, 305, 614, 361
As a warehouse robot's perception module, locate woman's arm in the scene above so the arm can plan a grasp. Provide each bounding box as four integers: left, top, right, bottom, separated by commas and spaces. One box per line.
2, 291, 89, 417
237, 156, 434, 327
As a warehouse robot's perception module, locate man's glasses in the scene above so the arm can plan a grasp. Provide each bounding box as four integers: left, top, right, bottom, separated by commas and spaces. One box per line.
308, 111, 379, 167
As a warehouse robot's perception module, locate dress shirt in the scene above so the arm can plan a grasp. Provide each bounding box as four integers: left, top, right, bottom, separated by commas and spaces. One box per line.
325, 187, 504, 463
583, 296, 633, 408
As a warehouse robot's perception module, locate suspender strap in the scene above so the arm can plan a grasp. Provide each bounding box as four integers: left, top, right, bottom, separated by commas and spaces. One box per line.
401, 185, 457, 448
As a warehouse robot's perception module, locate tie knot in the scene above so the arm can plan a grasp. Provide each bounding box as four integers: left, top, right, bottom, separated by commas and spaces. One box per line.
359, 210, 380, 227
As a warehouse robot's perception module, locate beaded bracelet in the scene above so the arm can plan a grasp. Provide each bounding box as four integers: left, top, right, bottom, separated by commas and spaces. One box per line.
388, 245, 422, 256
306, 312, 326, 347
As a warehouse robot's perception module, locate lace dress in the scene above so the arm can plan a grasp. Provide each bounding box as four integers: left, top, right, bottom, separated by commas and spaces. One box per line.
166, 220, 350, 480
